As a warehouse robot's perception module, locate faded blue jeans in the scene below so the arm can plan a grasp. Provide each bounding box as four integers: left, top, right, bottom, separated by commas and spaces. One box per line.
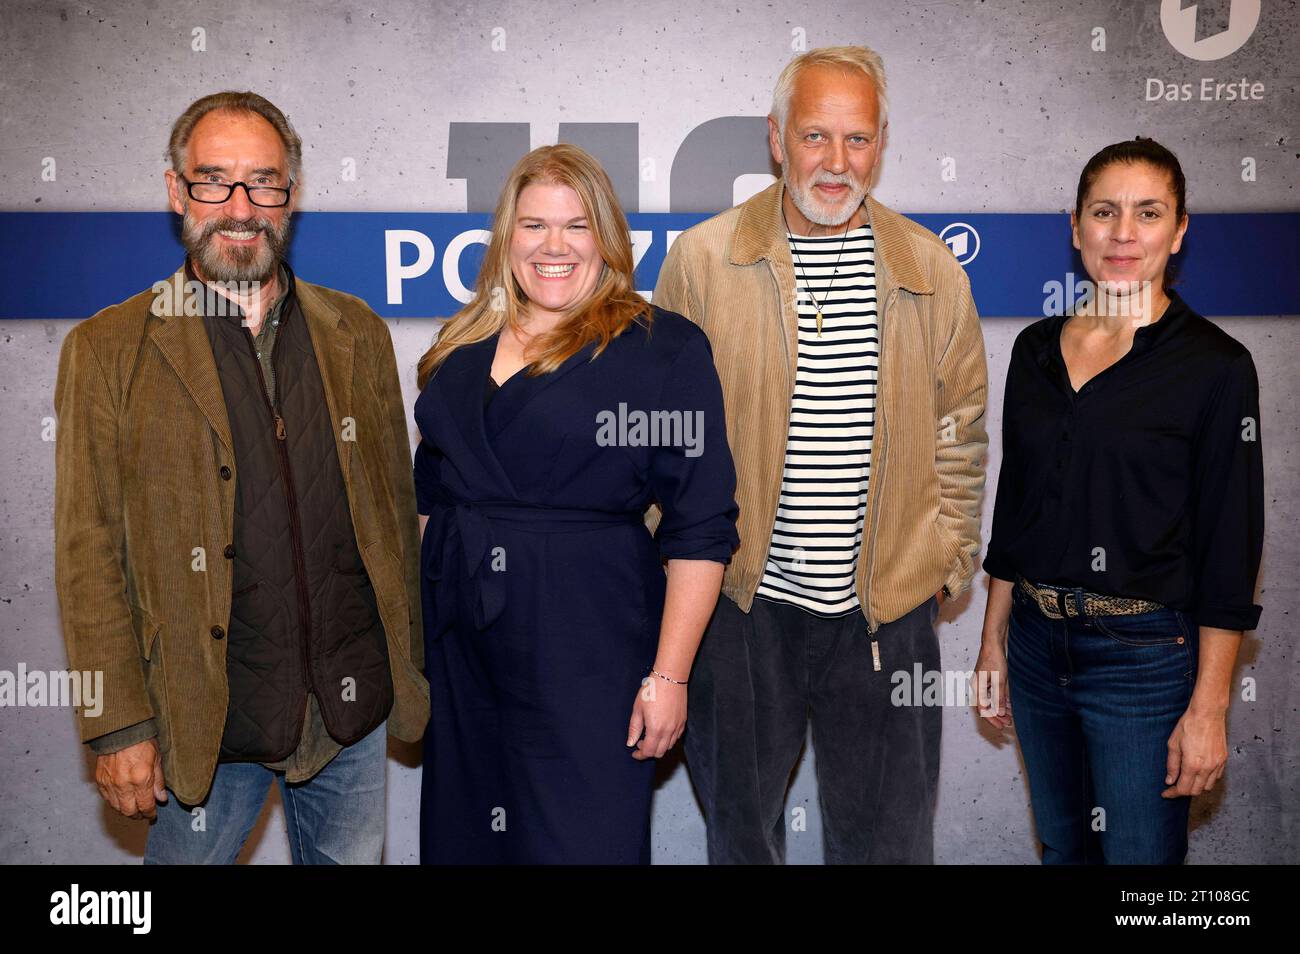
1008, 582, 1197, 864
144, 720, 387, 864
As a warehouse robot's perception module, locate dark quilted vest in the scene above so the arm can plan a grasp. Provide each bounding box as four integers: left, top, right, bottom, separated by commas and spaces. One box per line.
202, 271, 393, 762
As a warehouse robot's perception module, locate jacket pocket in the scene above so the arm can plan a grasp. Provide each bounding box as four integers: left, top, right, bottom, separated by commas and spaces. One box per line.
932, 519, 964, 581
129, 603, 162, 661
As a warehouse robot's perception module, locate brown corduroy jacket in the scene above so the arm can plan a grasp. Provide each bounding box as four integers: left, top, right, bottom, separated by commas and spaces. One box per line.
650, 181, 989, 633
53, 267, 429, 804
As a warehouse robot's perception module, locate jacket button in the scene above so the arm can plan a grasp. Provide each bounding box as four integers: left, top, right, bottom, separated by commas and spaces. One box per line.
219, 465, 232, 480
223, 544, 236, 559
210, 625, 225, 640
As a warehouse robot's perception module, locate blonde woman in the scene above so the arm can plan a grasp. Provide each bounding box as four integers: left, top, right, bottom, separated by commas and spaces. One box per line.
414, 144, 739, 864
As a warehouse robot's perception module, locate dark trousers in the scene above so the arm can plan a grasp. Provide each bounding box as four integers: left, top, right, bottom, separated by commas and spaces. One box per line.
684, 593, 942, 864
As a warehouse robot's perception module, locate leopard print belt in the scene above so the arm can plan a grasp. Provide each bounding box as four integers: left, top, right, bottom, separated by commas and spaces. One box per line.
1016, 576, 1164, 620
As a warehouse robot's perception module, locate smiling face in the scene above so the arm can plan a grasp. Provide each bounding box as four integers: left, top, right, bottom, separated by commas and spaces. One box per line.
1071, 160, 1187, 299
165, 109, 295, 284
769, 63, 884, 231
509, 181, 604, 320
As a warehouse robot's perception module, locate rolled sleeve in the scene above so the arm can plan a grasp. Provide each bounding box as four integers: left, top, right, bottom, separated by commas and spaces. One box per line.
648, 331, 740, 564
1191, 351, 1264, 631
980, 550, 1018, 584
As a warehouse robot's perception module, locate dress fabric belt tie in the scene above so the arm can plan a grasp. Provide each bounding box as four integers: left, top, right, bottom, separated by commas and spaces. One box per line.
422, 483, 643, 639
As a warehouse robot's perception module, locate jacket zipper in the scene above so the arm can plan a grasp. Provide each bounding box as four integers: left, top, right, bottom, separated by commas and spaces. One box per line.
862, 287, 896, 669
243, 323, 315, 697
864, 421, 888, 669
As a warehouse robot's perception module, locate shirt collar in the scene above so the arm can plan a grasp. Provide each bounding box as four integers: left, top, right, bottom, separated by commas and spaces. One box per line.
1132, 286, 1192, 349
1035, 286, 1193, 371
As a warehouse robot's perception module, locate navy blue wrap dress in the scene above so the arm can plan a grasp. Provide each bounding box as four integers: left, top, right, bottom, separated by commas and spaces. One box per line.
415, 306, 739, 864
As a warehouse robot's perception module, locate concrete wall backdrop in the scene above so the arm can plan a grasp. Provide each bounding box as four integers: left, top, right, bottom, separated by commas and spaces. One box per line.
0, 0, 1295, 863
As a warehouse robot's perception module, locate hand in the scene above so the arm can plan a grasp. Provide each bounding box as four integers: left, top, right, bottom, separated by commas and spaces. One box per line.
1162, 706, 1228, 798
972, 641, 1012, 729
626, 674, 687, 760
95, 738, 167, 820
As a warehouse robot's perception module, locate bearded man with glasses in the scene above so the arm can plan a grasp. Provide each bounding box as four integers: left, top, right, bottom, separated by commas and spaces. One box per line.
53, 91, 429, 863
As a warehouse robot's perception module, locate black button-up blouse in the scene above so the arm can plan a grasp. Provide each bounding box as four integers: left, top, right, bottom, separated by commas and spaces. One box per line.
983, 289, 1264, 632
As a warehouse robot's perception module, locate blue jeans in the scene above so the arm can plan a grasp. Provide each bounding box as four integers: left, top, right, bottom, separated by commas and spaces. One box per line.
144, 721, 387, 864
1007, 583, 1197, 864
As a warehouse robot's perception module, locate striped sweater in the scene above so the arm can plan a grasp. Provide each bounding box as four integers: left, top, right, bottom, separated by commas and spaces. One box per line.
756, 225, 878, 616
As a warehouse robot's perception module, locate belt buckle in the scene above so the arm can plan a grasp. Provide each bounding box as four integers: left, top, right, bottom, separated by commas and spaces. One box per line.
1035, 585, 1060, 619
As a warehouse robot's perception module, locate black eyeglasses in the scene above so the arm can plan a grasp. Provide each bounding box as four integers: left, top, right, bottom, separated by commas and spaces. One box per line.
179, 175, 293, 208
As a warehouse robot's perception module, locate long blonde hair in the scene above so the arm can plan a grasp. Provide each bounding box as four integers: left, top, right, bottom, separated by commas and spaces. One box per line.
417, 144, 652, 389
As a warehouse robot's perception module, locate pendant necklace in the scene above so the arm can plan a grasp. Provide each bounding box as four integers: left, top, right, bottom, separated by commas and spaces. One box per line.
783, 203, 853, 338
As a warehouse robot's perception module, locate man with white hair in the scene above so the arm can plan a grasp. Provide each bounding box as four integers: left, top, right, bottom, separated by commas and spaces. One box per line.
653, 46, 988, 863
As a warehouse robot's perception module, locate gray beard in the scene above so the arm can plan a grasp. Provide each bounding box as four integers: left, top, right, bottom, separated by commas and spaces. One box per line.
782, 159, 868, 228
181, 208, 292, 284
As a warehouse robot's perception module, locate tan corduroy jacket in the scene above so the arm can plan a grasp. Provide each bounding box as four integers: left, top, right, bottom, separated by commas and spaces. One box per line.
651, 181, 988, 633
53, 267, 430, 804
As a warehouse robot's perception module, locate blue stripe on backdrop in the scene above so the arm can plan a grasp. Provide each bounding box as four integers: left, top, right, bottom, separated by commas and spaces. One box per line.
0, 211, 1295, 319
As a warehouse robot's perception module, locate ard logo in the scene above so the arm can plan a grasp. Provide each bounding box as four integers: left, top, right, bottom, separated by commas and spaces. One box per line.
1160, 0, 1261, 61
939, 222, 981, 266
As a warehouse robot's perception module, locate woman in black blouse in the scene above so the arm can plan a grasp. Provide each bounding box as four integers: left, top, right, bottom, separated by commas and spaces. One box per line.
975, 138, 1264, 864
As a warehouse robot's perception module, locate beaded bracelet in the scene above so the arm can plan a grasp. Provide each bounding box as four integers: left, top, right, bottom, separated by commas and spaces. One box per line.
649, 668, 688, 686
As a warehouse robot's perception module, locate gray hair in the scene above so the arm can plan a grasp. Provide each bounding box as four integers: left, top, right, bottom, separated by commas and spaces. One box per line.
771, 46, 889, 137
167, 91, 302, 184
